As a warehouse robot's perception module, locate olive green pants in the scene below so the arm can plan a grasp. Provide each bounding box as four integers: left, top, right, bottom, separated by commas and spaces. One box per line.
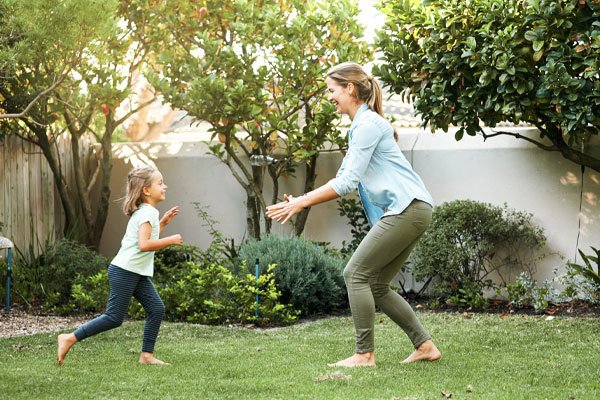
343, 200, 433, 354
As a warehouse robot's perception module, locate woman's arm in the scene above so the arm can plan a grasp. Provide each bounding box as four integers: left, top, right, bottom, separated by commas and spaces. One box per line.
266, 183, 340, 224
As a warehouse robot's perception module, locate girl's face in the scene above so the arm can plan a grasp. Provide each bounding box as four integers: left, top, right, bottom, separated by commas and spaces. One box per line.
143, 171, 167, 205
326, 77, 356, 116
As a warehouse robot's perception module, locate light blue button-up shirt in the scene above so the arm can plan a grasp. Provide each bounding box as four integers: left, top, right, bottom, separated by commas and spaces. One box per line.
329, 103, 433, 226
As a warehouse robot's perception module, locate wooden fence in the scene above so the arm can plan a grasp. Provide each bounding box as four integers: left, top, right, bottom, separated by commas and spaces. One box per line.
0, 134, 96, 260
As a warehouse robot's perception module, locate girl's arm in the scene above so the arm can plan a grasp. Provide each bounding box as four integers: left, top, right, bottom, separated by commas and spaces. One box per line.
138, 222, 183, 252
159, 206, 180, 233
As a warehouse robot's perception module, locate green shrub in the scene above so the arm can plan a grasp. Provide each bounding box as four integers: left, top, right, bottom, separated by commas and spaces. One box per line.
410, 200, 546, 308
69, 244, 298, 326
70, 270, 110, 312
7, 238, 108, 311
161, 261, 298, 326
66, 245, 202, 317
238, 234, 348, 316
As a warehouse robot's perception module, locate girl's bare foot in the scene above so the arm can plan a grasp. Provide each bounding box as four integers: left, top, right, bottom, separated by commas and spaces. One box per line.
327, 352, 376, 368
57, 333, 77, 366
402, 340, 441, 364
139, 352, 170, 365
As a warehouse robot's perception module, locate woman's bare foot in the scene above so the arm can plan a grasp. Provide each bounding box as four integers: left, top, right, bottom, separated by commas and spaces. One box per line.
327, 352, 376, 368
402, 340, 441, 364
57, 333, 77, 366
139, 352, 170, 365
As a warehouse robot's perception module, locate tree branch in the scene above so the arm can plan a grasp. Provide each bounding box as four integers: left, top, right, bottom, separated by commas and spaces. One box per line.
479, 129, 558, 152
0, 69, 70, 119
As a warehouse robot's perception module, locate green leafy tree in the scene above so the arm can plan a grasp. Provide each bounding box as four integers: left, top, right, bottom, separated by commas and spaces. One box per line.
374, 0, 600, 172
0, 0, 156, 248
132, 0, 371, 238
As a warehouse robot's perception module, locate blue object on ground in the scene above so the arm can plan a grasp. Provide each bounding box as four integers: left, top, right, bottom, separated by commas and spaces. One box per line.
0, 237, 14, 314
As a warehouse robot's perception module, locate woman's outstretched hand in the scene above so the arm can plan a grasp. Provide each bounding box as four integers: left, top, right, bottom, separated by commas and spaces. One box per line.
266, 194, 306, 224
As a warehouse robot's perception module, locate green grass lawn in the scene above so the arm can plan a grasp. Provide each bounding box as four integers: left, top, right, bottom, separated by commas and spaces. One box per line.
1, 312, 599, 399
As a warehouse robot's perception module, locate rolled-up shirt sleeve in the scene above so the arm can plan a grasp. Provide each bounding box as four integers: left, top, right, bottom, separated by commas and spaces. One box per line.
329, 121, 382, 196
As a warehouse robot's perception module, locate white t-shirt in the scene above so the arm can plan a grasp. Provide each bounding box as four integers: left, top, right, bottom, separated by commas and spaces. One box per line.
111, 203, 160, 276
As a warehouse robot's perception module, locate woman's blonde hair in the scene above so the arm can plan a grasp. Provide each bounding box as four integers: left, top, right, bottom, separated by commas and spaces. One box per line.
327, 62, 398, 140
122, 167, 157, 216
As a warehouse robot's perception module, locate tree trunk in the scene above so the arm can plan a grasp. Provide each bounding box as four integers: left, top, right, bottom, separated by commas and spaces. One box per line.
544, 124, 600, 173
25, 122, 78, 236
293, 153, 319, 236
90, 122, 113, 249
70, 132, 96, 245
246, 192, 261, 239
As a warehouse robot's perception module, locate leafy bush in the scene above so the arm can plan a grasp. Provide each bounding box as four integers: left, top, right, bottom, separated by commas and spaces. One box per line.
161, 261, 298, 326
409, 200, 546, 308
67, 245, 202, 318
70, 270, 110, 312
337, 197, 370, 257
69, 244, 297, 326
8, 238, 107, 311
238, 234, 348, 316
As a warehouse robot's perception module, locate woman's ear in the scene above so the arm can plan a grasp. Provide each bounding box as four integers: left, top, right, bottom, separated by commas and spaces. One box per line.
346, 82, 355, 95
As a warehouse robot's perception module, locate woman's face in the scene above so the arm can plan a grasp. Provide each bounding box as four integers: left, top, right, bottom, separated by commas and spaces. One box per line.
326, 77, 354, 115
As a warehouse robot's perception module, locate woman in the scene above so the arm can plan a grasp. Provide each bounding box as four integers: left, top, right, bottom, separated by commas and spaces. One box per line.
266, 62, 441, 367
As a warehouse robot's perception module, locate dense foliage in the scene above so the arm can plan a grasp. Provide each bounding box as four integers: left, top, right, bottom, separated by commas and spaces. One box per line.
127, 0, 371, 237
238, 234, 348, 316
375, 0, 600, 172
70, 245, 298, 326
5, 239, 108, 311
409, 199, 547, 308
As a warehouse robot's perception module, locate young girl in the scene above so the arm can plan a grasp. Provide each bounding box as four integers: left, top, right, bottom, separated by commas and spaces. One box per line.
57, 167, 183, 365
266, 62, 441, 367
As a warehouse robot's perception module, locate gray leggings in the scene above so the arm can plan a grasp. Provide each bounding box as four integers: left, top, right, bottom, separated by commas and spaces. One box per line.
74, 264, 165, 353
343, 200, 433, 354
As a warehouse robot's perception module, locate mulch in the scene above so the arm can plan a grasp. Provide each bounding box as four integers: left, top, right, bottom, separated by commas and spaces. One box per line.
1, 300, 599, 339
0, 307, 91, 339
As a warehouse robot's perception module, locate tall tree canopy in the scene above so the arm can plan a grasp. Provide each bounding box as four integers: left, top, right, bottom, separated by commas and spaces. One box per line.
1, 0, 155, 248
131, 0, 371, 238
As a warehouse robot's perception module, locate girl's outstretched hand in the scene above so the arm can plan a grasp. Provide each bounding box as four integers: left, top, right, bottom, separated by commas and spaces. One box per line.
168, 234, 183, 246
266, 194, 305, 224
160, 206, 180, 227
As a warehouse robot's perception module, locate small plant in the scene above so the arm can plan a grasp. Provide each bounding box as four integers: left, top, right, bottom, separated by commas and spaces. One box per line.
192, 201, 240, 267
409, 200, 546, 308
503, 272, 551, 312
567, 247, 600, 287
337, 197, 370, 257
559, 248, 600, 304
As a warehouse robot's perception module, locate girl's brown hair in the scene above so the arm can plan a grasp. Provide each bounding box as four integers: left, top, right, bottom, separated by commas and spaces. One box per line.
122, 167, 157, 216
326, 62, 398, 141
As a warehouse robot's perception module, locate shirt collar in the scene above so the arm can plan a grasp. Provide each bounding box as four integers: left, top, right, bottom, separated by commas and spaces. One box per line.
349, 103, 369, 133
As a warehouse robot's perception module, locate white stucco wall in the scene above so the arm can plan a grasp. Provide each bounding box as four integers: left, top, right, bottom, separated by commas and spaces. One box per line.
99, 128, 600, 285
